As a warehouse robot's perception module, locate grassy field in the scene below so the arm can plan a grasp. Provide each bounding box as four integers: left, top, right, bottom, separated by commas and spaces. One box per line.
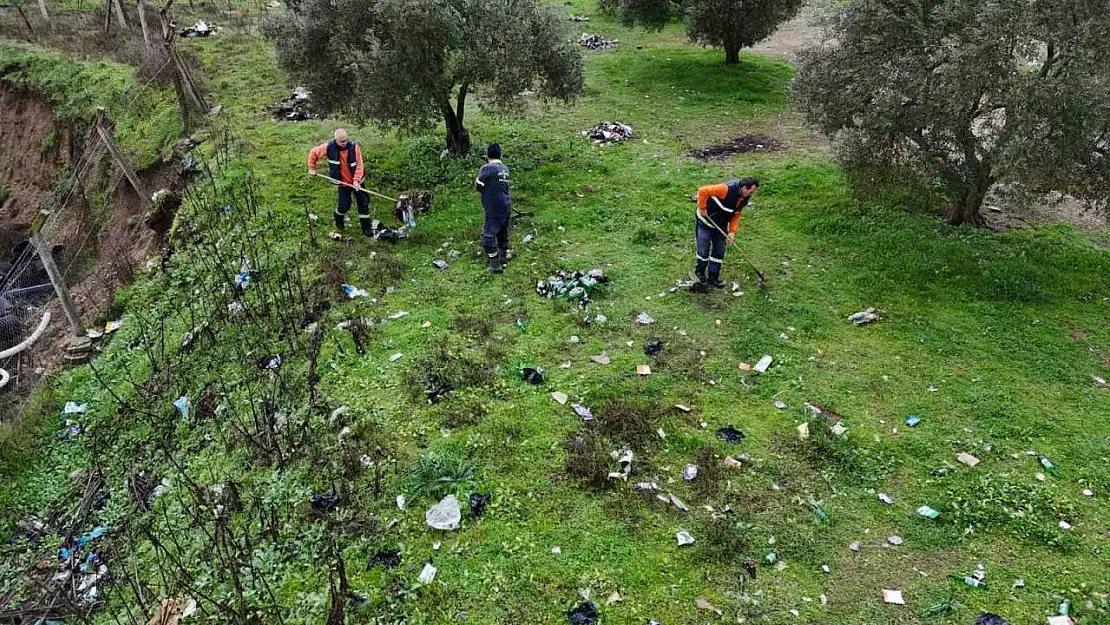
2, 2, 1110, 624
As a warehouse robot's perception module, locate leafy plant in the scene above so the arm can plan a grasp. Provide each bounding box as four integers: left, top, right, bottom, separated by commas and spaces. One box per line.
403, 452, 478, 501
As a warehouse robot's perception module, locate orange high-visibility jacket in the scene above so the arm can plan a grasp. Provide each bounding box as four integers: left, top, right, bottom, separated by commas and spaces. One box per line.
307, 142, 365, 185
696, 183, 745, 234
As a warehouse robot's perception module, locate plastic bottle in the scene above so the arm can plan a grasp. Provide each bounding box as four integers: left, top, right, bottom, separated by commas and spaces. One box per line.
949, 574, 987, 589
1039, 456, 1059, 477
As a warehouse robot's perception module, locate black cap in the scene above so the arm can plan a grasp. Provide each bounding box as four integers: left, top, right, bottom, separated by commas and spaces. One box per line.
486, 143, 501, 159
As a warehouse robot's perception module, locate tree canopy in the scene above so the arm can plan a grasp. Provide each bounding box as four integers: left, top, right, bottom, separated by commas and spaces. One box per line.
601, 0, 801, 64
264, 0, 585, 155
793, 0, 1110, 225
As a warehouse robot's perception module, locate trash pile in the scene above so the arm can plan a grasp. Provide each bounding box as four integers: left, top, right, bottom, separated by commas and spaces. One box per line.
270, 86, 317, 121
178, 19, 212, 37
582, 122, 633, 144
848, 307, 880, 326
368, 219, 407, 241
535, 268, 608, 308
53, 525, 110, 605
393, 189, 434, 228
578, 33, 618, 51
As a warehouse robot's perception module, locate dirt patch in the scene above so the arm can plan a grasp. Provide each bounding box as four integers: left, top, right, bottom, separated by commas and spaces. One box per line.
691, 135, 785, 161
0, 84, 182, 387
750, 8, 824, 59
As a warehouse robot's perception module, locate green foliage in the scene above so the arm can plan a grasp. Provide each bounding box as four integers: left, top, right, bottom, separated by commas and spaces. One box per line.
686, 0, 804, 64
404, 452, 478, 501
945, 473, 1079, 551
264, 0, 585, 153
793, 0, 1110, 224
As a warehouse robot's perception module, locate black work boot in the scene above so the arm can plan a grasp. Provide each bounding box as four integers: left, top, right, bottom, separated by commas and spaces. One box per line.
498, 247, 508, 268
359, 217, 375, 238
708, 269, 725, 288
486, 254, 503, 274
334, 212, 346, 230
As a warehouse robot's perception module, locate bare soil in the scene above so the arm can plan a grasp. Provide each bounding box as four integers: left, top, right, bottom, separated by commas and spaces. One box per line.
691, 134, 786, 161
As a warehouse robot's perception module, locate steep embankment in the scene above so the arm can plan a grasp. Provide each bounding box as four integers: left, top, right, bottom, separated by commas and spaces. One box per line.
0, 42, 183, 374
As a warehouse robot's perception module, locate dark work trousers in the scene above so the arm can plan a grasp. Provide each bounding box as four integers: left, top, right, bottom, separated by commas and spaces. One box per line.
694, 217, 727, 282
336, 186, 371, 223
482, 210, 511, 259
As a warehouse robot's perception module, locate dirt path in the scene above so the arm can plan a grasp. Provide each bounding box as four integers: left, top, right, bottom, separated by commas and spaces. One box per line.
751, 9, 824, 59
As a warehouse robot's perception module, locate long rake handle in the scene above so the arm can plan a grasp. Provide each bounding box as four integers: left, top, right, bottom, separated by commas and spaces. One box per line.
313, 174, 398, 203
704, 217, 766, 282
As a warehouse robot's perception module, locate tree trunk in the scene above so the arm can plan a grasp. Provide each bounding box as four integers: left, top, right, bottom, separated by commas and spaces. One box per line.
137, 0, 150, 45
441, 91, 471, 156
948, 172, 992, 226
724, 44, 740, 65
37, 0, 49, 21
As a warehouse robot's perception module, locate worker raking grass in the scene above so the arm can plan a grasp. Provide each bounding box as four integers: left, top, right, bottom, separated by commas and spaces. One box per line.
307, 128, 372, 236
693, 177, 760, 289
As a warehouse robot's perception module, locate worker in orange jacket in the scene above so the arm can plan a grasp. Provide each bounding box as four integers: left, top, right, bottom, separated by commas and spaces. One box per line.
307, 128, 371, 235
694, 177, 759, 288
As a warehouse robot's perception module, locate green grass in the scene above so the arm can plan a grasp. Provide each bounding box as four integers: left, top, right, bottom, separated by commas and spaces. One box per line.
2, 4, 1109, 625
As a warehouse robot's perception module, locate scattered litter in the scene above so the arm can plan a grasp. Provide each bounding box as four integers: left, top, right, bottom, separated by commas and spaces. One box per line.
887, 535, 903, 546
388, 311, 409, 320
342, 284, 368, 299
635, 312, 655, 325
796, 422, 810, 439
552, 391, 569, 405
432, 259, 448, 270
536, 268, 608, 308
426, 382, 454, 404
522, 367, 545, 385
849, 542, 861, 552
878, 493, 894, 505
567, 602, 598, 625
696, 597, 723, 615
644, 339, 663, 356
572, 403, 593, 421
849, 308, 880, 326
724, 456, 744, 469
716, 426, 745, 444
522, 233, 535, 244
396, 495, 406, 510
589, 352, 611, 365
976, 615, 1012, 625
271, 86, 316, 121
905, 414, 921, 427
173, 396, 190, 419
957, 452, 980, 467
63, 402, 88, 415
469, 493, 491, 517
1038, 455, 1058, 477
916, 505, 940, 519
830, 422, 848, 436
583, 122, 633, 144
389, 353, 404, 362
311, 493, 339, 512
669, 494, 688, 511
821, 564, 831, 573
570, 335, 580, 344
368, 549, 401, 568
1095, 375, 1107, 388
425, 494, 461, 530
552, 546, 562, 554
1058, 520, 1072, 530
636, 364, 652, 376
676, 530, 695, 546
1013, 579, 1025, 589
608, 449, 634, 480
605, 591, 622, 605
418, 562, 437, 584
1082, 488, 1093, 496
578, 33, 618, 51
178, 18, 212, 37
738, 362, 752, 371
1047, 617, 1074, 625
774, 400, 787, 410
754, 355, 773, 373
675, 404, 691, 412
882, 589, 905, 605
568, 14, 589, 21
682, 464, 698, 481
765, 551, 777, 563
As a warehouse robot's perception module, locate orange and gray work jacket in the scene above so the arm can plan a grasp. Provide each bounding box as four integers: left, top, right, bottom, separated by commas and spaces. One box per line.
697, 180, 749, 234
307, 140, 365, 186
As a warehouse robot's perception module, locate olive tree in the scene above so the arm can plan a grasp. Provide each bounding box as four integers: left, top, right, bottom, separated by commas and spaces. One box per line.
265, 0, 585, 155
687, 0, 803, 65
793, 0, 1110, 225
601, 0, 801, 65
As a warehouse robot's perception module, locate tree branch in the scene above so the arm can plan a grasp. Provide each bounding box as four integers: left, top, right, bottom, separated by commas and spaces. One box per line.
456, 82, 469, 127
1040, 42, 1056, 79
